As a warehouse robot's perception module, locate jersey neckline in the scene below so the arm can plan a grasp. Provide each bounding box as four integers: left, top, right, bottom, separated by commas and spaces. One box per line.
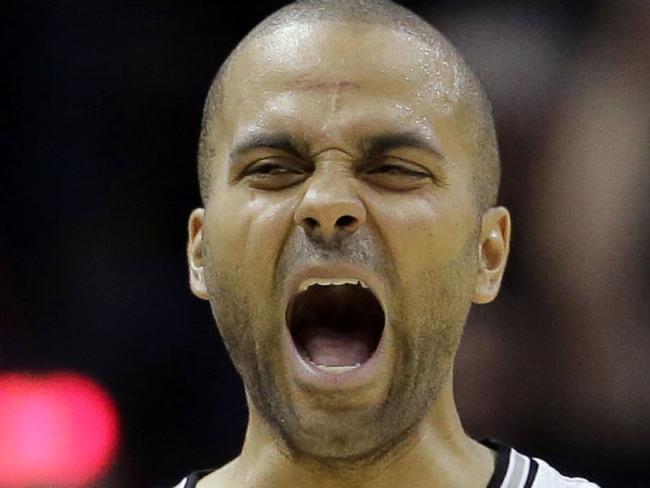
482, 438, 512, 488
180, 439, 511, 488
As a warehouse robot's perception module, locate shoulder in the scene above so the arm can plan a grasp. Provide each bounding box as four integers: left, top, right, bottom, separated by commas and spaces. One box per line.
486, 440, 600, 488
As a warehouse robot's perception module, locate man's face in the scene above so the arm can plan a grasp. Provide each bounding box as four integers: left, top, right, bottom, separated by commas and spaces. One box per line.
193, 22, 483, 461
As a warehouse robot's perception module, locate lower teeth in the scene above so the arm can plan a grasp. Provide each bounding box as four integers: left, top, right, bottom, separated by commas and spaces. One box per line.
309, 361, 361, 372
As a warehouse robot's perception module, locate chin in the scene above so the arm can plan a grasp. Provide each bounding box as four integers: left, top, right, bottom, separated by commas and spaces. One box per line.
273, 400, 418, 467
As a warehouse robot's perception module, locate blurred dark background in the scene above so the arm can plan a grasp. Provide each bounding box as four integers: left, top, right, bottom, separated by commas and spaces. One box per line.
2, 1, 649, 486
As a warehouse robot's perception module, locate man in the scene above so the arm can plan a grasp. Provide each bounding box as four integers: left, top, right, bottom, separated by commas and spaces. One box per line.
177, 1, 599, 486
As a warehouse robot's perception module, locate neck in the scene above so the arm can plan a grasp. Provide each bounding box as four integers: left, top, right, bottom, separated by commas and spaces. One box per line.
208, 379, 495, 488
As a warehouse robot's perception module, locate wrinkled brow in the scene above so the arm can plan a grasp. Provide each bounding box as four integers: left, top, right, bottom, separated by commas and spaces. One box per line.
229, 132, 309, 163
228, 129, 445, 163
360, 132, 445, 160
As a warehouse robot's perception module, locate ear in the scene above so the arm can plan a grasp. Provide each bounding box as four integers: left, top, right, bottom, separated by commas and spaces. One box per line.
187, 208, 209, 300
473, 206, 511, 304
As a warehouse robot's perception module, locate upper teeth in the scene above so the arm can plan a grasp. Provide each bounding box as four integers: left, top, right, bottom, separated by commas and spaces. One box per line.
299, 278, 369, 292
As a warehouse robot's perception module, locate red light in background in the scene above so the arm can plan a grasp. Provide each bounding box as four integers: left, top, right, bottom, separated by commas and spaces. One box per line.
0, 372, 120, 488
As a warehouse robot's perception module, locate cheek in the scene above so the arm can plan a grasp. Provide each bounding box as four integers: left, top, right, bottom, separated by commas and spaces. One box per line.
365, 187, 476, 281
205, 190, 296, 293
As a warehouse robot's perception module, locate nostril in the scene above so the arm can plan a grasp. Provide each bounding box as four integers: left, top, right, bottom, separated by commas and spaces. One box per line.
336, 215, 357, 229
303, 217, 319, 229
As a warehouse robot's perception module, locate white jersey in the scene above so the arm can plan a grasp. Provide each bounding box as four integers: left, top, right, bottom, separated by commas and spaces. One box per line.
173, 442, 600, 488
490, 444, 600, 488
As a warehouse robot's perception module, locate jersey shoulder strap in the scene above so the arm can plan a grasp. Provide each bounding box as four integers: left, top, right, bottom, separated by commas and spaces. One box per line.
172, 469, 213, 488
483, 438, 600, 488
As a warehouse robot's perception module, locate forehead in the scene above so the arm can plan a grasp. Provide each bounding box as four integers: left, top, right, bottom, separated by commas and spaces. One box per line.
219, 22, 463, 143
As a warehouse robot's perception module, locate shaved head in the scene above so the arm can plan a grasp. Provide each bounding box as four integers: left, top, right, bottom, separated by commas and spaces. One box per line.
197, 0, 500, 213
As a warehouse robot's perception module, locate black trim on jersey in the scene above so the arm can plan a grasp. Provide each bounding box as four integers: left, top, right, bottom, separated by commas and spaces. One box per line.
482, 438, 511, 488
523, 459, 539, 488
182, 469, 212, 487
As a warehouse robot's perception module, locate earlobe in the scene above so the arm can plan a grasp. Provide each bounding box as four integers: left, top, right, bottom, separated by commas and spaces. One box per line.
187, 208, 209, 300
473, 206, 511, 304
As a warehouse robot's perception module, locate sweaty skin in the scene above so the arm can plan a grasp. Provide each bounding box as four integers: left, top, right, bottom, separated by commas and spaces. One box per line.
187, 20, 510, 488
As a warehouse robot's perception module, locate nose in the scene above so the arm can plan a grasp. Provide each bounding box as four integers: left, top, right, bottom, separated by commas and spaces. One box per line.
294, 169, 366, 243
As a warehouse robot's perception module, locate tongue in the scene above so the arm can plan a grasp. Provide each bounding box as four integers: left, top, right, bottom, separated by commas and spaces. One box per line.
303, 326, 372, 366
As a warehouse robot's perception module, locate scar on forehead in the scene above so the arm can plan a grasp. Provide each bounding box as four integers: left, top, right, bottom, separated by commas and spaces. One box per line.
292, 79, 361, 91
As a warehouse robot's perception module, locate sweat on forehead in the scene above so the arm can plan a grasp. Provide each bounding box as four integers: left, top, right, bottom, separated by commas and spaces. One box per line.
197, 0, 499, 210
209, 0, 475, 116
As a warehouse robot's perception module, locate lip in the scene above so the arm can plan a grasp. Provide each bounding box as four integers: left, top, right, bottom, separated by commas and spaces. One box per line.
282, 262, 389, 390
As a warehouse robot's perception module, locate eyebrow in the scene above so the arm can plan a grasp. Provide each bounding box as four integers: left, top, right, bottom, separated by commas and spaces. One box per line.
229, 132, 306, 163
228, 130, 445, 164
360, 132, 446, 161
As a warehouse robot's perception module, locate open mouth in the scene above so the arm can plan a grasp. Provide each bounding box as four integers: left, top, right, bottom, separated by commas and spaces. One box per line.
286, 279, 385, 372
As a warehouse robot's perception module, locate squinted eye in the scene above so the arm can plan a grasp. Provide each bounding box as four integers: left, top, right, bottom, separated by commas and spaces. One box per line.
361, 158, 434, 191
242, 158, 307, 190
366, 164, 429, 178
247, 162, 290, 175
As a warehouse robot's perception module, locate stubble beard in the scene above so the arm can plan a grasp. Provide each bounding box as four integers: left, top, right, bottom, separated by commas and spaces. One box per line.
204, 231, 478, 470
